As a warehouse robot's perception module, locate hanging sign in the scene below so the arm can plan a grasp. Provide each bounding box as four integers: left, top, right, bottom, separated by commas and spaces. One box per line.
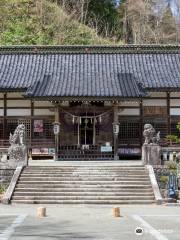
113, 124, 119, 135
34, 120, 43, 133
53, 122, 60, 135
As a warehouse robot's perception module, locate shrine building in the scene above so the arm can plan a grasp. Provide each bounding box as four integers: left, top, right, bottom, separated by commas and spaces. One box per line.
0, 45, 179, 160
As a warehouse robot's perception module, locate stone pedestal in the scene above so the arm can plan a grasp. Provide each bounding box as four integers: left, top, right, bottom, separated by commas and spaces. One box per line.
142, 144, 161, 165
7, 145, 27, 168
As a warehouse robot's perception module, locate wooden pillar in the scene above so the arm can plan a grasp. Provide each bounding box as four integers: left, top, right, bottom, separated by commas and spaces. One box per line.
77, 119, 80, 147
30, 100, 34, 147
93, 118, 96, 145
93, 106, 96, 145
167, 92, 171, 135
28, 100, 34, 160
113, 104, 119, 160
139, 98, 143, 146
3, 93, 7, 141
55, 105, 59, 122
54, 104, 60, 161
84, 120, 87, 145
114, 104, 119, 123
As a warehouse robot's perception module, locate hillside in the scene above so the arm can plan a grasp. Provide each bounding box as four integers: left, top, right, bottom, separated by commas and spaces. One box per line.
0, 0, 115, 45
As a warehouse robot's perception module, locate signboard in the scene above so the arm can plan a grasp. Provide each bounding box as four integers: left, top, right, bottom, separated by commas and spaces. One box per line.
34, 120, 43, 133
32, 148, 49, 155
101, 146, 112, 152
143, 106, 167, 116
118, 148, 141, 155
49, 148, 55, 155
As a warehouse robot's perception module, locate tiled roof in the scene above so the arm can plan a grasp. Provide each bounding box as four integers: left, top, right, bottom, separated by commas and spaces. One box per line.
25, 73, 147, 99
0, 45, 179, 99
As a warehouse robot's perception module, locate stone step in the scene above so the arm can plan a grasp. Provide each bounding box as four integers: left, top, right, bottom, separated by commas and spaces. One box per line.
21, 172, 148, 177
19, 176, 150, 181
11, 199, 155, 204
13, 191, 154, 197
12, 195, 154, 200
24, 167, 146, 169
11, 164, 154, 205
21, 172, 149, 178
16, 179, 150, 185
25, 167, 145, 170
16, 183, 152, 189
26, 166, 145, 171
17, 180, 151, 185
15, 187, 153, 193
20, 174, 149, 179
23, 171, 147, 176
24, 167, 146, 171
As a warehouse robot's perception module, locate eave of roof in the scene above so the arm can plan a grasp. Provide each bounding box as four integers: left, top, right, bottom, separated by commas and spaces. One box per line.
24, 96, 146, 101
0, 44, 179, 54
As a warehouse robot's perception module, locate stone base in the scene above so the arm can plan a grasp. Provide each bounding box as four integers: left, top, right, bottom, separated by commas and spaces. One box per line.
142, 144, 161, 165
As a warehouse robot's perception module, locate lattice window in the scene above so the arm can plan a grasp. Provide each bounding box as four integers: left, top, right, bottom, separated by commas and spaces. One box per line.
95, 125, 100, 135
171, 123, 179, 136
6, 119, 18, 138
0, 118, 3, 139
118, 120, 140, 143
6, 119, 31, 140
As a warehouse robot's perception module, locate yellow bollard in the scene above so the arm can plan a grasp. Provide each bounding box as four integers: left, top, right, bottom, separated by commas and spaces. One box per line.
37, 207, 46, 217
112, 207, 120, 217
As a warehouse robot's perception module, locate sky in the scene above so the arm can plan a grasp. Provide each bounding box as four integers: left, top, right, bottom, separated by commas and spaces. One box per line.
115, 0, 120, 6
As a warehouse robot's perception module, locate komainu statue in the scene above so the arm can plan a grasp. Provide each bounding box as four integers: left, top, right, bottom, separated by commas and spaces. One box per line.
143, 124, 160, 145
8, 124, 27, 164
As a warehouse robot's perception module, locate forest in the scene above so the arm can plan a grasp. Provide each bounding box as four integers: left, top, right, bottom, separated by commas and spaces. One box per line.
0, 0, 179, 45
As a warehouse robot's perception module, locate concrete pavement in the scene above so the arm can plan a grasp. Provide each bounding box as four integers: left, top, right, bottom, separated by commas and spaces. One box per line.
0, 204, 180, 239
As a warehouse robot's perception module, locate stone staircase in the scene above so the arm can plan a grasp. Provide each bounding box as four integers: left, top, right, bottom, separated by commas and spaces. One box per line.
11, 165, 155, 204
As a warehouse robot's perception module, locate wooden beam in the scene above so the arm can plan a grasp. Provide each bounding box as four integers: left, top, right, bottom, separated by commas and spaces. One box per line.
3, 93, 7, 140
139, 98, 143, 146
113, 105, 119, 160
113, 105, 119, 124
54, 104, 60, 161
167, 92, 171, 135
30, 100, 34, 147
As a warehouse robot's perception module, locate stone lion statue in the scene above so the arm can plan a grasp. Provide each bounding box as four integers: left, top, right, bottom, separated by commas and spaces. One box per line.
8, 124, 27, 165
143, 124, 160, 145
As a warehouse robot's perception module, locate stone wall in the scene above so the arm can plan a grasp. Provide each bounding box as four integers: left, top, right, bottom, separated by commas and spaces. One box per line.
153, 166, 171, 198
0, 168, 15, 189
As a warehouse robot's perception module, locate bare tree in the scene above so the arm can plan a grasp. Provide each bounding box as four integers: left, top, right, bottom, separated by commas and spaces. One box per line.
123, 0, 180, 44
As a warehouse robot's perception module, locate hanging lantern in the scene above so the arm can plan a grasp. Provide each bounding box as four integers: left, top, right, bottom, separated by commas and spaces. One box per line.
79, 117, 82, 124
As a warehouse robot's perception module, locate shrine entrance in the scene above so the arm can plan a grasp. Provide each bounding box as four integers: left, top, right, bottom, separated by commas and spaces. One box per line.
80, 118, 94, 145
58, 102, 114, 160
